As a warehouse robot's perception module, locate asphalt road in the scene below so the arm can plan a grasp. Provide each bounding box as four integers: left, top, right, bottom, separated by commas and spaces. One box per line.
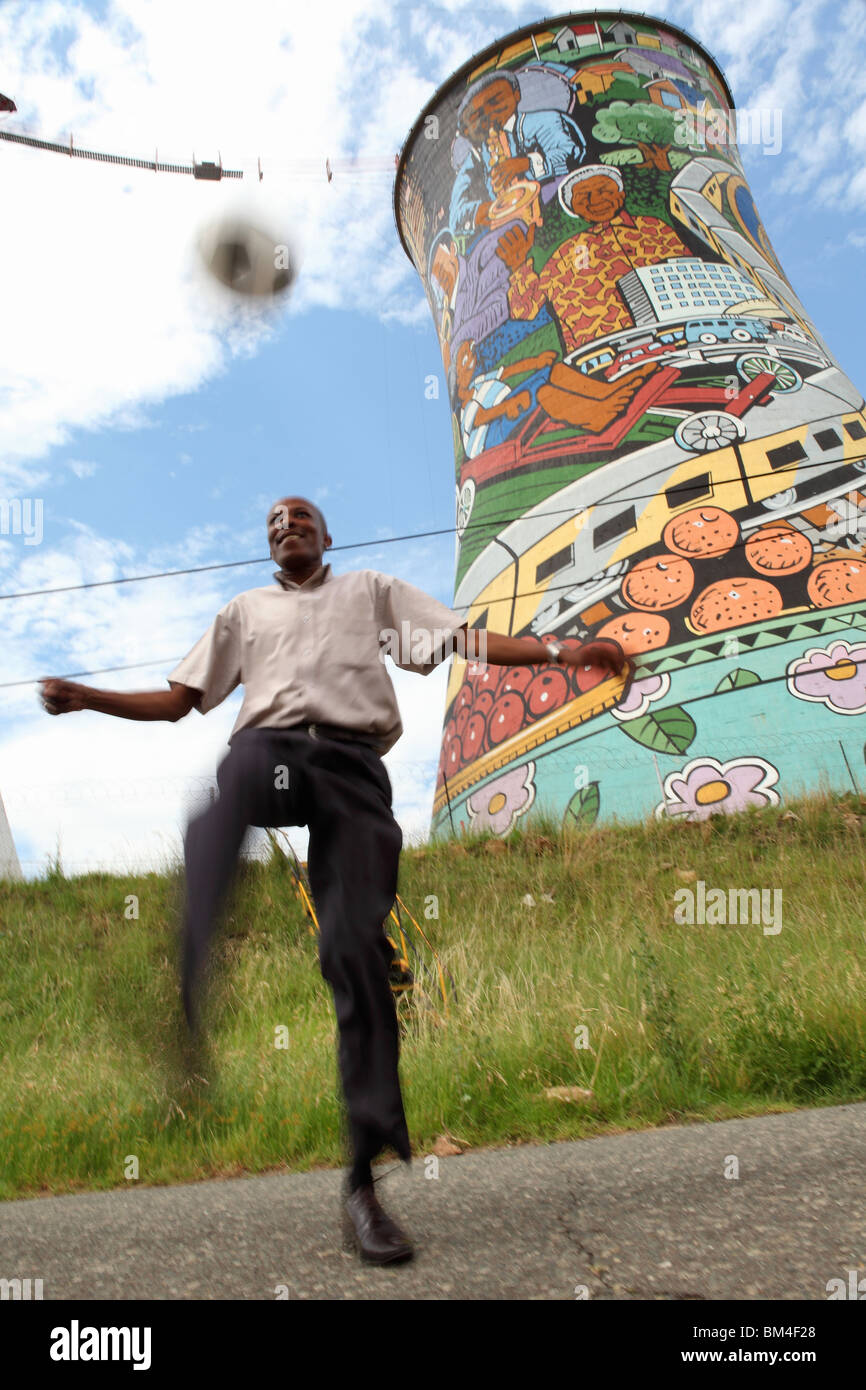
1, 1101, 864, 1300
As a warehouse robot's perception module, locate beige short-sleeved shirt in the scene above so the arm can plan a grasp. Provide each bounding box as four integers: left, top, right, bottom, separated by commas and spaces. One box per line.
167, 564, 467, 754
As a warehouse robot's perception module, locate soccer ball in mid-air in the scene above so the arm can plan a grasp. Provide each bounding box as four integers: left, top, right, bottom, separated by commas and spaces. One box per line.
196, 216, 296, 297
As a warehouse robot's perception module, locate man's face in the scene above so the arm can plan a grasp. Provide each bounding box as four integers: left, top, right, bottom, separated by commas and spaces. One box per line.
461, 79, 518, 143
267, 497, 330, 569
569, 176, 625, 224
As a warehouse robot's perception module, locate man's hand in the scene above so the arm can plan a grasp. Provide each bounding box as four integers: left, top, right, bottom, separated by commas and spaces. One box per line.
496, 222, 535, 270
38, 679, 200, 722
561, 639, 635, 684
490, 154, 530, 195
39, 678, 89, 715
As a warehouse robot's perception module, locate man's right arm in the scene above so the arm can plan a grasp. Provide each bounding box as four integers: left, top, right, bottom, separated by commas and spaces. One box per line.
39, 678, 202, 722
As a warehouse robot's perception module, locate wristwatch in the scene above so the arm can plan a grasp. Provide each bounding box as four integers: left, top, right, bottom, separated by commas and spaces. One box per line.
544, 640, 565, 664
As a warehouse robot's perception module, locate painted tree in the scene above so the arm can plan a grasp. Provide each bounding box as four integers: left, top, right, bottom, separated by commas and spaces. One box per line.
592, 100, 696, 171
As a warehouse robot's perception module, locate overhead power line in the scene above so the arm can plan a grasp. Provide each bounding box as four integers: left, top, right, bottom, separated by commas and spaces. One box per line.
4, 614, 866, 698
0, 527, 457, 601
0, 443, 864, 603
1, 658, 181, 690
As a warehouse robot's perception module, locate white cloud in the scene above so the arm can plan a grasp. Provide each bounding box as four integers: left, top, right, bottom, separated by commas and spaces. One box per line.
675, 0, 866, 209
0, 505, 458, 875
0, 0, 405, 476
2, 0, 863, 880
2, 640, 452, 877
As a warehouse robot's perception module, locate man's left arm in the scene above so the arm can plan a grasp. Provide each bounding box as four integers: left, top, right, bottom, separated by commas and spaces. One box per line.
442, 623, 634, 683
522, 111, 586, 180
375, 574, 633, 684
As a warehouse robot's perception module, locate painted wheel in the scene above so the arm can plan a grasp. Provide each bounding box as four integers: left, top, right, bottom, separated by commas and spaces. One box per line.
731, 328, 753, 342
674, 411, 747, 452
762, 487, 798, 510
737, 354, 802, 392
565, 558, 629, 597
698, 332, 719, 344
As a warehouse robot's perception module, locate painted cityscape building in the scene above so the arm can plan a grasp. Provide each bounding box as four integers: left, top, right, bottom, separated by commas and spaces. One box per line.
394, 10, 866, 838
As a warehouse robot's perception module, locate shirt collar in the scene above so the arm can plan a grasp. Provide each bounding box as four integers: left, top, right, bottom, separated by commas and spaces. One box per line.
588, 210, 636, 230
273, 561, 332, 592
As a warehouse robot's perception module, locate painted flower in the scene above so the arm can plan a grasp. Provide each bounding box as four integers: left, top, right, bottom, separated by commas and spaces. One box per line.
466, 762, 535, 835
786, 639, 866, 715
611, 672, 671, 721
655, 756, 780, 821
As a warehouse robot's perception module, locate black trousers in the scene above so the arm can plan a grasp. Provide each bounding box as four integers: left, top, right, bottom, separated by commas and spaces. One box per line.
180, 725, 410, 1171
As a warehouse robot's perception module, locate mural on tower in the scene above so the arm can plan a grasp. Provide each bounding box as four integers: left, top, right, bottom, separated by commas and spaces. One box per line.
394, 12, 866, 837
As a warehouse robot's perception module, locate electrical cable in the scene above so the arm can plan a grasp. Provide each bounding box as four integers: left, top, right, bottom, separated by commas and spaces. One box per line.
1, 444, 864, 603
4, 634, 865, 697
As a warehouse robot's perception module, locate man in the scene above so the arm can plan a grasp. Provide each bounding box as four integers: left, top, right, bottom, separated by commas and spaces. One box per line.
451, 338, 557, 457
450, 69, 585, 238
496, 164, 690, 431
430, 236, 511, 373
498, 164, 691, 353
39, 496, 630, 1266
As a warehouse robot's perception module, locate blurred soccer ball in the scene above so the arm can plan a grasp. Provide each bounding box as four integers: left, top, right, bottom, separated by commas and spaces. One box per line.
197, 217, 296, 297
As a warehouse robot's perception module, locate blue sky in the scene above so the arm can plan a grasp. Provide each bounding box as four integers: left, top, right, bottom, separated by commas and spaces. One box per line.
1, 0, 864, 875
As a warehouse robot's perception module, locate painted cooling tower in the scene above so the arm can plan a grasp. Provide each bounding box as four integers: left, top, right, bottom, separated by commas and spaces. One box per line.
394, 10, 866, 837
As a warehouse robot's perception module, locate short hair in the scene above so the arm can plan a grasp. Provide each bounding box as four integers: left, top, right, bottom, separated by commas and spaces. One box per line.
309, 502, 328, 538
457, 69, 520, 131
558, 164, 624, 218
269, 498, 329, 539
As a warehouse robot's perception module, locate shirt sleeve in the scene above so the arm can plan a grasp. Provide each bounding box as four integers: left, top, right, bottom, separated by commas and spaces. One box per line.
522, 112, 585, 179
449, 151, 484, 237
374, 573, 468, 676
166, 601, 242, 714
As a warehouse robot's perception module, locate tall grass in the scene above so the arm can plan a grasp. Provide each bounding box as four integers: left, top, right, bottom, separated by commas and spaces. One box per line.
1, 792, 864, 1199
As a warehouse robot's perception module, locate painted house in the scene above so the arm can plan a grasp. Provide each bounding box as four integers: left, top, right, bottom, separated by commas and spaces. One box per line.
646, 78, 688, 109
553, 20, 603, 54
468, 30, 556, 80
656, 28, 696, 62
570, 60, 635, 103
618, 47, 697, 84
603, 19, 639, 46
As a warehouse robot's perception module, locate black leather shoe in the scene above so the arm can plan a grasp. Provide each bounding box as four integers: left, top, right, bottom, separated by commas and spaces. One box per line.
342, 1181, 414, 1264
